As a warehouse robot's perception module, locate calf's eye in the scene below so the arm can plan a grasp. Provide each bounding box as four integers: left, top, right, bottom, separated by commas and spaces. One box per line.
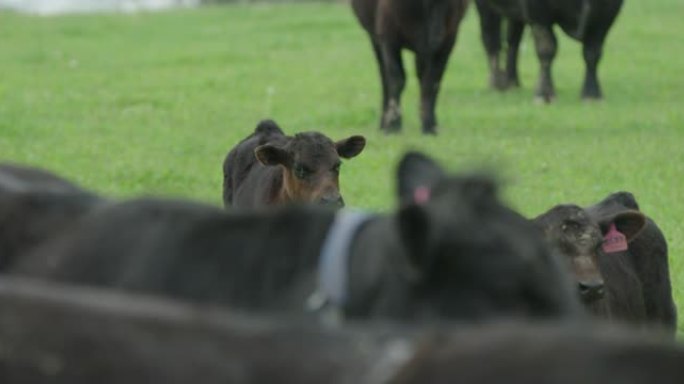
294, 165, 311, 179
332, 163, 341, 173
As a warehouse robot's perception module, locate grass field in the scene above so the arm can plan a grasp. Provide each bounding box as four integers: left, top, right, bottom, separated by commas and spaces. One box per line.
0, 2, 682, 332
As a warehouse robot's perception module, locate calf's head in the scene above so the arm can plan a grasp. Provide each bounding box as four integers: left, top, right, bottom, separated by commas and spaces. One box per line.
254, 132, 365, 208
534, 203, 646, 304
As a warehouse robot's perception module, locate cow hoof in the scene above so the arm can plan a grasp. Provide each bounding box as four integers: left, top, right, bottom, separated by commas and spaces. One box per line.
422, 126, 438, 135
534, 94, 555, 105
382, 125, 402, 135
581, 93, 603, 102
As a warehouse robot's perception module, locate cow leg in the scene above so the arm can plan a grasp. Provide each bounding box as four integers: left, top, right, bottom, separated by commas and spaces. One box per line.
581, 38, 604, 100
530, 24, 557, 103
581, 1, 623, 100
475, 0, 506, 90
379, 44, 406, 133
371, 41, 389, 127
504, 20, 525, 88
416, 37, 456, 135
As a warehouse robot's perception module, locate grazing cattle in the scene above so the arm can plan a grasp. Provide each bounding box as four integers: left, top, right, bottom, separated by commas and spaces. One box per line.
223, 120, 366, 209
535, 192, 677, 336
11, 152, 581, 322
2, 278, 683, 384
0, 164, 104, 271
351, 0, 469, 134
474, 0, 623, 102
585, 192, 678, 335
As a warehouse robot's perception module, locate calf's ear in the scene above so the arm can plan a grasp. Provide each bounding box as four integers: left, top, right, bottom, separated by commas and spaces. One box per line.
335, 136, 366, 159
613, 211, 647, 242
254, 145, 292, 167
397, 151, 445, 206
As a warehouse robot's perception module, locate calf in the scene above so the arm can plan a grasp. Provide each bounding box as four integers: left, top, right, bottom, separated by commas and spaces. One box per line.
474, 0, 623, 102
351, 0, 469, 134
535, 192, 677, 335
223, 120, 365, 209
585, 192, 677, 335
11, 152, 581, 323
0, 164, 104, 271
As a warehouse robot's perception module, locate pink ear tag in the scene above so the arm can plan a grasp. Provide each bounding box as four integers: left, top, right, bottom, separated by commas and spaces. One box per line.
602, 223, 628, 253
413, 186, 431, 205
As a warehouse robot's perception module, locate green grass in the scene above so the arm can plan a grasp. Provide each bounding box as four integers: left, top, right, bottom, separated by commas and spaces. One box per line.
0, 2, 682, 332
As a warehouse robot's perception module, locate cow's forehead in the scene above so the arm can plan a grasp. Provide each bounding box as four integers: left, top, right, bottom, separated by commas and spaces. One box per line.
289, 133, 339, 165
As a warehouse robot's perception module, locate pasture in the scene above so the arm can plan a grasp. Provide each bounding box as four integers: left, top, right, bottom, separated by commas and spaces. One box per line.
0, 1, 682, 332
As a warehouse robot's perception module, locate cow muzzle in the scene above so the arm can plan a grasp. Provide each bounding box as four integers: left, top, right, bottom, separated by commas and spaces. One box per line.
319, 195, 345, 209
578, 280, 605, 302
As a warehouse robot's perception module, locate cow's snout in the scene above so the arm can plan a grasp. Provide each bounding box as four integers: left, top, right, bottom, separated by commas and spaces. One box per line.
578, 280, 605, 302
319, 195, 344, 209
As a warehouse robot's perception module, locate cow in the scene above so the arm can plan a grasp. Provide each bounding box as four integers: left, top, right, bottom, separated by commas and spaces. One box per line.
351, 0, 469, 134
222, 119, 366, 209
474, 0, 624, 102
0, 164, 104, 271
585, 192, 677, 335
11, 152, 581, 323
534, 192, 677, 336
2, 277, 683, 384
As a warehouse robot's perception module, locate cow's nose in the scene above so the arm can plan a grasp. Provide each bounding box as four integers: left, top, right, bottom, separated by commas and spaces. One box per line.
320, 195, 344, 209
578, 280, 605, 302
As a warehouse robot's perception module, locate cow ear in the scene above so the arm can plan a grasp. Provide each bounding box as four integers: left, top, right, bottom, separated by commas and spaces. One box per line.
397, 203, 432, 281
612, 211, 647, 242
397, 151, 445, 206
254, 145, 292, 167
335, 136, 366, 159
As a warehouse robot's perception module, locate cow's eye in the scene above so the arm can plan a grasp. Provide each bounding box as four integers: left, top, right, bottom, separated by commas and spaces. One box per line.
294, 165, 311, 179
562, 221, 581, 232
331, 163, 341, 174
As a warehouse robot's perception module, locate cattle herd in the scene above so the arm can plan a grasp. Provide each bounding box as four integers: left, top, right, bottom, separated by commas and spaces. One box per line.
1, 1, 681, 383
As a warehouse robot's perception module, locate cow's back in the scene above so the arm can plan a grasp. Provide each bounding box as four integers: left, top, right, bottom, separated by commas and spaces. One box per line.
10, 198, 335, 310
0, 164, 84, 194
222, 122, 287, 207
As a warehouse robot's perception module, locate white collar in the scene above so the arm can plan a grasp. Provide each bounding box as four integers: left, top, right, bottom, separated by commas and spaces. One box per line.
306, 209, 373, 317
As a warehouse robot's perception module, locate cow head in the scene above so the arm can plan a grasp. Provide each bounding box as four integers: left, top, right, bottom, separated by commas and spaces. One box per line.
348, 153, 581, 321
254, 132, 365, 208
534, 203, 646, 304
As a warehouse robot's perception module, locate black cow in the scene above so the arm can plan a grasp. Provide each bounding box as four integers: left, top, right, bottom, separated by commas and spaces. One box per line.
535, 192, 677, 336
1, 278, 683, 384
11, 152, 581, 322
474, 0, 623, 102
585, 192, 678, 335
0, 164, 104, 271
351, 0, 469, 134
223, 119, 366, 209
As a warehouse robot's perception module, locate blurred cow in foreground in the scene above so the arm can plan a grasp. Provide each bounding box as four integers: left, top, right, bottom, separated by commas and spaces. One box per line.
11, 152, 581, 323
0, 277, 682, 384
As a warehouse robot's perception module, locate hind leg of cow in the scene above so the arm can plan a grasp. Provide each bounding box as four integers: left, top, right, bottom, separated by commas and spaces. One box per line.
530, 24, 557, 103
379, 44, 406, 133
416, 37, 456, 135
504, 20, 525, 88
371, 41, 390, 128
581, 39, 603, 99
581, 24, 614, 100
475, 0, 507, 90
